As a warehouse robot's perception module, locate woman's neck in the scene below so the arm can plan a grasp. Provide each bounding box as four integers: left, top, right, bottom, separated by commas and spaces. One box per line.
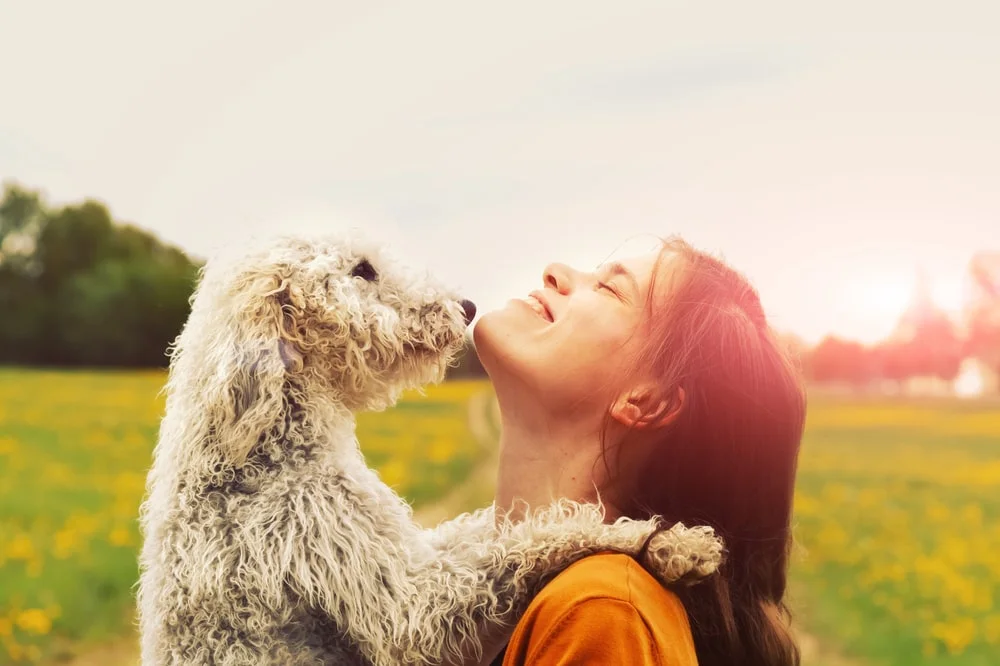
493, 394, 620, 524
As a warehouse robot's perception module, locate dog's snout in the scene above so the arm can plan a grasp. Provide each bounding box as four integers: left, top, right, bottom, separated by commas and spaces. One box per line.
459, 299, 476, 325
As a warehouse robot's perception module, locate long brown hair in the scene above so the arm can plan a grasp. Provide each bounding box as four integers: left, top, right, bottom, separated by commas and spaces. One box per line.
602, 238, 806, 666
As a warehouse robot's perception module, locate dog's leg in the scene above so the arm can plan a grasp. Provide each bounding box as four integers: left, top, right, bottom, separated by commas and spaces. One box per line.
407, 499, 722, 664
261, 467, 720, 666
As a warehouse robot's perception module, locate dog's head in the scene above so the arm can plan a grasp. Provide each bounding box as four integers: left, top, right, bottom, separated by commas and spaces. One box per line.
175, 231, 474, 461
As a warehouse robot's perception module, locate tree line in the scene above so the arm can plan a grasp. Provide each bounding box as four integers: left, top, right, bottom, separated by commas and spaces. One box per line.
3, 180, 994, 384
792, 266, 1000, 389
0, 181, 492, 375
0, 182, 200, 367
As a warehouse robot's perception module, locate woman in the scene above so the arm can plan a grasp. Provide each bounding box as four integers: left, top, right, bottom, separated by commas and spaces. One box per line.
472, 237, 806, 665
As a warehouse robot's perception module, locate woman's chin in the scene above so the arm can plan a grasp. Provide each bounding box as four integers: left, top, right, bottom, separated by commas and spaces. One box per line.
471, 305, 516, 348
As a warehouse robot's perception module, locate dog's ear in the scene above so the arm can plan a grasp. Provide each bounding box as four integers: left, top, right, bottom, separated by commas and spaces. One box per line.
205, 274, 303, 464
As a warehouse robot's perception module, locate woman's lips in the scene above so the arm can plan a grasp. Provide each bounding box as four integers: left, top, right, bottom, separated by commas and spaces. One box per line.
525, 292, 553, 322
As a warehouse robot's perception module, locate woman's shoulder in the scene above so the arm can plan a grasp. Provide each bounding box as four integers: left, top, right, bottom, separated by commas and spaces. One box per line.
502, 553, 698, 666
535, 552, 686, 613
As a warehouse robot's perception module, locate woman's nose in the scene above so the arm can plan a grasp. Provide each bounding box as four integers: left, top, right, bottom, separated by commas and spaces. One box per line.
542, 262, 575, 294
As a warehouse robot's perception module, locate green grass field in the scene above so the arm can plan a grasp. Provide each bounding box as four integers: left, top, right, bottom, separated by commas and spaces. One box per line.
0, 369, 998, 664
0, 369, 489, 664
792, 394, 1000, 666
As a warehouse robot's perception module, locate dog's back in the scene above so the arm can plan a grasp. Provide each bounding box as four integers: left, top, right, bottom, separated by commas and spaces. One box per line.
140, 434, 377, 665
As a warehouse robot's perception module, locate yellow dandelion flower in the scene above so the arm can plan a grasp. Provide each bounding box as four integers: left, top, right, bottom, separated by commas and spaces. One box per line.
930, 617, 976, 656
15, 608, 51, 635
427, 440, 454, 464
108, 527, 132, 547
53, 528, 79, 559
26, 558, 43, 578
5, 642, 24, 662
378, 460, 407, 488
5, 534, 35, 561
983, 615, 1000, 645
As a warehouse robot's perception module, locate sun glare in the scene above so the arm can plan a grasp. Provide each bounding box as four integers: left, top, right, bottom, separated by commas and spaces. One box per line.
843, 271, 968, 344
930, 277, 967, 315
857, 280, 913, 318
954, 361, 986, 398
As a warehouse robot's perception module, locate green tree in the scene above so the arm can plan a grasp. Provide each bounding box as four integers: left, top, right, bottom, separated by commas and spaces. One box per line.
58, 258, 198, 367
0, 181, 201, 367
35, 200, 118, 294
0, 182, 48, 363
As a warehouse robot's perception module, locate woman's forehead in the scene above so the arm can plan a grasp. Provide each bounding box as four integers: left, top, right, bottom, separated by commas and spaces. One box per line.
601, 248, 682, 286
603, 235, 663, 258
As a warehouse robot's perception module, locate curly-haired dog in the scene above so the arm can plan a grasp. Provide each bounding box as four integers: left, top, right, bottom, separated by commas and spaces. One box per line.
137, 232, 723, 665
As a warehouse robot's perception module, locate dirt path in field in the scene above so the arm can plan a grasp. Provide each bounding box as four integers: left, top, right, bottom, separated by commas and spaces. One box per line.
50, 637, 139, 666
797, 630, 862, 666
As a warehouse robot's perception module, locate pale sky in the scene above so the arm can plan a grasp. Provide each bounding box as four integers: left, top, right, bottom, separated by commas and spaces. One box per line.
2, 0, 998, 343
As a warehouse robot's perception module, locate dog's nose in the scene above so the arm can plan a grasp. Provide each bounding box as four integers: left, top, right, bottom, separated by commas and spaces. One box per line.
459, 299, 477, 325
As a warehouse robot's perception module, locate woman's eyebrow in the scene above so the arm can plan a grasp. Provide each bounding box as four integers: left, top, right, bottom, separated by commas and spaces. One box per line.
604, 261, 640, 295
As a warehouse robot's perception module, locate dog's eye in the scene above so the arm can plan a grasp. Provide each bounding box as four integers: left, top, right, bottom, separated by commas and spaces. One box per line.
349, 259, 378, 282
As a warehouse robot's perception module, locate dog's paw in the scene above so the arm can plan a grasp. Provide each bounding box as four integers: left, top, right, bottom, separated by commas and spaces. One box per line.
641, 523, 724, 585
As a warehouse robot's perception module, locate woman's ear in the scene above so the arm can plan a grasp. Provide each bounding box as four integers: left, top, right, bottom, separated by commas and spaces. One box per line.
610, 385, 685, 430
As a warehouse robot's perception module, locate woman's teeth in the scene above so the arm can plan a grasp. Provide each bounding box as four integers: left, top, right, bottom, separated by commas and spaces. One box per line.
525, 296, 551, 321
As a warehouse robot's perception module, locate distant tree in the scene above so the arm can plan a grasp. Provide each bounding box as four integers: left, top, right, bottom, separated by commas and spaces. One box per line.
0, 269, 46, 362
0, 181, 201, 367
58, 258, 199, 367
0, 183, 49, 362
965, 253, 1000, 375
879, 270, 966, 383
0, 182, 45, 272
871, 341, 914, 384
807, 336, 873, 386
34, 200, 125, 291
907, 312, 964, 382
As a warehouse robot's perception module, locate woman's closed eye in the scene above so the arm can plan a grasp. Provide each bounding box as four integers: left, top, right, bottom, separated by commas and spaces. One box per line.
597, 281, 625, 301
595, 261, 640, 304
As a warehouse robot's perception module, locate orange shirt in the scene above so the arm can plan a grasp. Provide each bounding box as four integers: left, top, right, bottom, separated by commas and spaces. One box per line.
501, 553, 698, 666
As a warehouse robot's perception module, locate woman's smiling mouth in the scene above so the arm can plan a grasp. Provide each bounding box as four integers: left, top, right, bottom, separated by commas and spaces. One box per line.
525, 292, 553, 322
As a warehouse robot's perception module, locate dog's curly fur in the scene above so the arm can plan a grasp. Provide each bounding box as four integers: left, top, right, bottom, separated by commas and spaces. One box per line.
137, 232, 724, 665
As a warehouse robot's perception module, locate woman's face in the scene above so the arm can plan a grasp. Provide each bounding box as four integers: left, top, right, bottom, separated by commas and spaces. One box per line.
474, 250, 675, 416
